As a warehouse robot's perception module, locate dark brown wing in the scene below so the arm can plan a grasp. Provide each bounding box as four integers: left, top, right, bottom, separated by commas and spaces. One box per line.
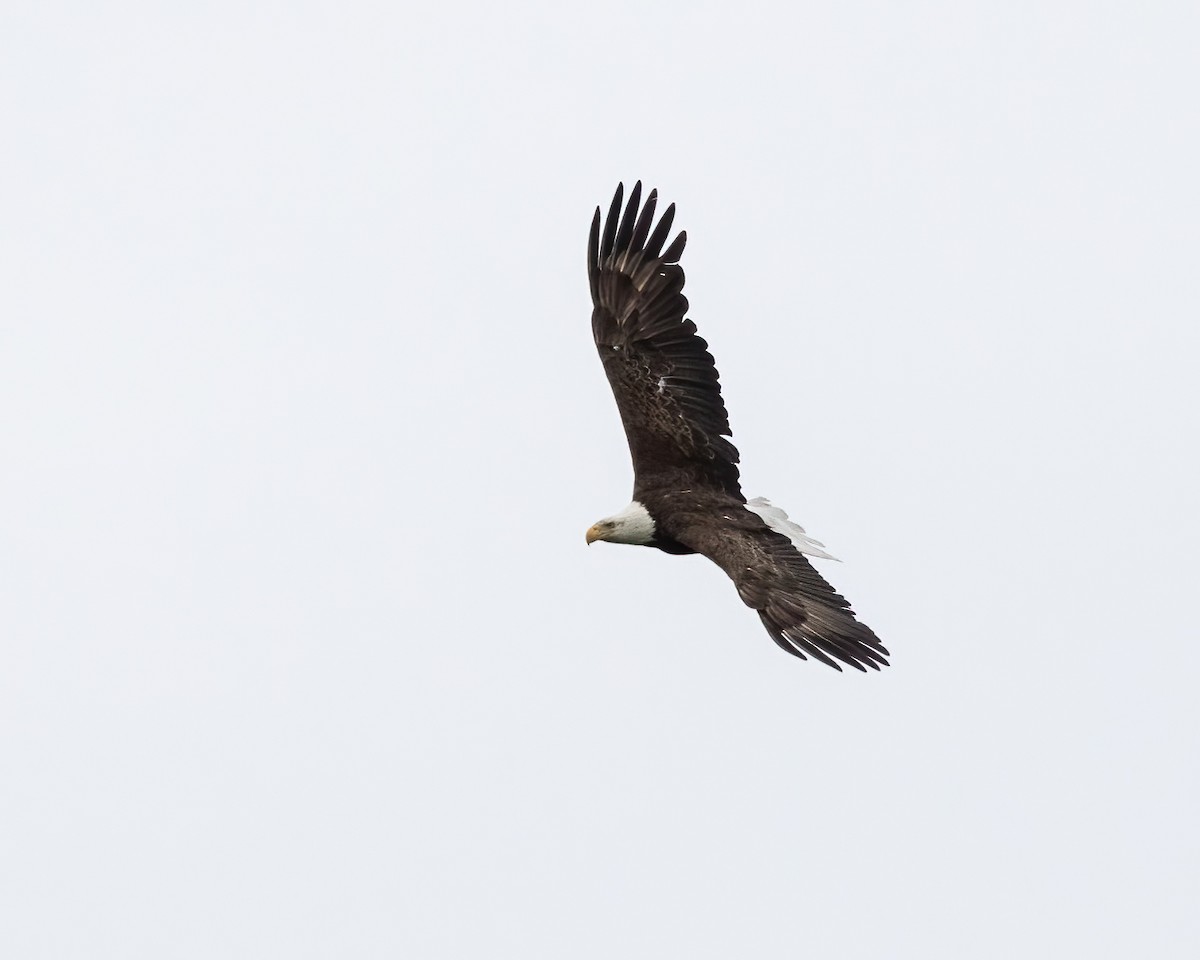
588, 182, 741, 499
676, 508, 889, 672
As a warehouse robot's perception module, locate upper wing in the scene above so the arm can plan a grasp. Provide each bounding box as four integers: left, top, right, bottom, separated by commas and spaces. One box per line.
588, 182, 741, 498
678, 509, 889, 672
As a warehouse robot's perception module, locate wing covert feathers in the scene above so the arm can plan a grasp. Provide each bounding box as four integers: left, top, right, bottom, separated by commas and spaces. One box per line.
588, 182, 741, 498
674, 509, 888, 673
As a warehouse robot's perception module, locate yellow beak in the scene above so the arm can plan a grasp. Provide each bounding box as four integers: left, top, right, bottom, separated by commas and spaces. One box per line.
585, 524, 603, 545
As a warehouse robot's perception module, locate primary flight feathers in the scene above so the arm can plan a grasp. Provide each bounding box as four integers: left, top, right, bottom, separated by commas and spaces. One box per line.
586, 182, 888, 672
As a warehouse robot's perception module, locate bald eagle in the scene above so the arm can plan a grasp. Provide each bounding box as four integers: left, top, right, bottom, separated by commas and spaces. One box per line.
585, 183, 888, 672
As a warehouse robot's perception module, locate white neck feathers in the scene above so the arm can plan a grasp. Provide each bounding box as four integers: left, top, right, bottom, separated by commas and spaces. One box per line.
601, 501, 656, 545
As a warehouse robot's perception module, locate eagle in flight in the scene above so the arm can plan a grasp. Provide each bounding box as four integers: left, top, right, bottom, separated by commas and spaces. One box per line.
585, 182, 888, 672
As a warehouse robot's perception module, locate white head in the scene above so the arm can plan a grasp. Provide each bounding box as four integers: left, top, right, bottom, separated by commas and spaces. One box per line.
586, 501, 656, 546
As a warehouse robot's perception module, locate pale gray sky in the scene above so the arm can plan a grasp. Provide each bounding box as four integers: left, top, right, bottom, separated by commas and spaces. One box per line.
3, 2, 1198, 957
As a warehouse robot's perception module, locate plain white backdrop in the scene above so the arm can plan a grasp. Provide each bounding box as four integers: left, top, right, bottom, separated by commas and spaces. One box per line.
2, 2, 1197, 956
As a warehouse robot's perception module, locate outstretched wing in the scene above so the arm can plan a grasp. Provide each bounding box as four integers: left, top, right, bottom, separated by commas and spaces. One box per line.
588, 182, 741, 499
678, 509, 889, 672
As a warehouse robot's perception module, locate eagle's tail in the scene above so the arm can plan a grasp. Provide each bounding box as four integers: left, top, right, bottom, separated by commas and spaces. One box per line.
745, 497, 840, 561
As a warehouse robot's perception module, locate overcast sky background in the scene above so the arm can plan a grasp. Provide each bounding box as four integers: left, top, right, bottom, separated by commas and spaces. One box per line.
3, 2, 1198, 957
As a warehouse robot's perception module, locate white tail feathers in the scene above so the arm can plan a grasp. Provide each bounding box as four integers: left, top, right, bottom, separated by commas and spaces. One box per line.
745, 497, 840, 561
